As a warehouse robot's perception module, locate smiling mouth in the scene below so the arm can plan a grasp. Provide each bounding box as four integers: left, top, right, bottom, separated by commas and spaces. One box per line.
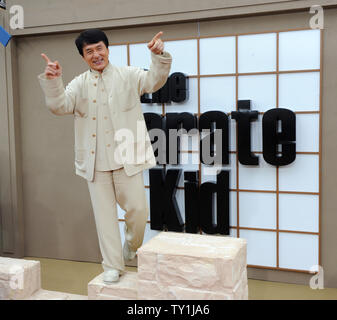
93, 58, 104, 66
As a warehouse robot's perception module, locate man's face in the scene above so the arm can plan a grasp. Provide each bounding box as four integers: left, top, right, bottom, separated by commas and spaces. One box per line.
82, 41, 109, 72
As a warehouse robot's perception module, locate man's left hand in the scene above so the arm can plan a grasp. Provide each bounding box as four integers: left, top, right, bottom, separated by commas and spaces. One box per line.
147, 31, 164, 55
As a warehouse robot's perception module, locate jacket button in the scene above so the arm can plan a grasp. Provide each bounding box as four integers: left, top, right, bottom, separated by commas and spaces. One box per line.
104, 116, 108, 120
91, 151, 95, 154
107, 144, 111, 147
94, 83, 97, 86
92, 134, 96, 137
93, 100, 96, 103
92, 117, 96, 120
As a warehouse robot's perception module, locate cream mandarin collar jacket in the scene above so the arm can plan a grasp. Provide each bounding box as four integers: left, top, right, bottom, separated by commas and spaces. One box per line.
38, 51, 172, 181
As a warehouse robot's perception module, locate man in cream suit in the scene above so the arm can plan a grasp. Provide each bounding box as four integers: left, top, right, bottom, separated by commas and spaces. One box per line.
38, 29, 172, 283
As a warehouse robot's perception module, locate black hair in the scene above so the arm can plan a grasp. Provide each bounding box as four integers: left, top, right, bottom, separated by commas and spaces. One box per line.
75, 29, 109, 56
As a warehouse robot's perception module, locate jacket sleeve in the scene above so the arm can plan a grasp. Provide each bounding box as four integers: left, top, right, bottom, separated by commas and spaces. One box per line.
129, 51, 172, 96
38, 74, 80, 116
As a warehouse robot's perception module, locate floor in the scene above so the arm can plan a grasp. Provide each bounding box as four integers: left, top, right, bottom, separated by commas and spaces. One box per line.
24, 257, 337, 300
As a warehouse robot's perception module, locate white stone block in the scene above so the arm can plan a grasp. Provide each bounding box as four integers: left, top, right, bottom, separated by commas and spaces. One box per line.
25, 289, 87, 300
243, 285, 249, 300
137, 251, 157, 281
88, 271, 137, 300
233, 270, 248, 300
138, 279, 234, 300
137, 232, 247, 300
0, 257, 41, 300
138, 270, 247, 300
138, 232, 246, 286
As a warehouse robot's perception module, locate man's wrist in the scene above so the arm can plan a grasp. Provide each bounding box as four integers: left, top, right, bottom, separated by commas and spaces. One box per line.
152, 51, 164, 55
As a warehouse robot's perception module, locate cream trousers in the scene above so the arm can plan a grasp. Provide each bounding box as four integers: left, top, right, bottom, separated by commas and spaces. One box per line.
87, 168, 148, 273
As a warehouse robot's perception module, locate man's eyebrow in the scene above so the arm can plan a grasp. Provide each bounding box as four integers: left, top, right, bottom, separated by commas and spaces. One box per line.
86, 44, 101, 51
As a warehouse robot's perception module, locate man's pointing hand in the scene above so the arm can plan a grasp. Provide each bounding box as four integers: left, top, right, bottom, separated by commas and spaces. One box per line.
41, 53, 62, 79
147, 31, 164, 55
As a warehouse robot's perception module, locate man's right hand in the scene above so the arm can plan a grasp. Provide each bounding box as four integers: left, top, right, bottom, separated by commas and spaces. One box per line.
41, 53, 62, 79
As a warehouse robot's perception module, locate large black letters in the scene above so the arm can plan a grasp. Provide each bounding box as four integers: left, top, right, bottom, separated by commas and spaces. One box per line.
199, 171, 230, 235
150, 169, 230, 235
184, 171, 200, 234
144, 113, 165, 164
169, 72, 188, 103
149, 168, 184, 232
263, 108, 296, 166
231, 100, 259, 165
141, 72, 188, 103
166, 112, 197, 164
199, 111, 229, 165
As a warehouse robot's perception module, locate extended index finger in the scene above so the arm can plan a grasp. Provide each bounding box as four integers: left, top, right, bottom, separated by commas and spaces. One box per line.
152, 31, 163, 42
41, 53, 51, 64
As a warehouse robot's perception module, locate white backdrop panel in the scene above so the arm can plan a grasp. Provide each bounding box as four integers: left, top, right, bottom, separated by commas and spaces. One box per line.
129, 43, 151, 69
239, 192, 276, 229
239, 230, 277, 267
164, 39, 198, 75
279, 72, 320, 111
122, 29, 322, 271
279, 155, 319, 192
238, 33, 277, 73
108, 45, 128, 67
279, 194, 319, 233
239, 157, 276, 191
279, 30, 320, 71
238, 75, 277, 112
295, 114, 319, 152
279, 233, 319, 271
200, 36, 236, 75
200, 77, 236, 113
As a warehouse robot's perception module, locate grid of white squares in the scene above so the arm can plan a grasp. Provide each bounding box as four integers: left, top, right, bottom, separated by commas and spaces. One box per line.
109, 29, 321, 272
